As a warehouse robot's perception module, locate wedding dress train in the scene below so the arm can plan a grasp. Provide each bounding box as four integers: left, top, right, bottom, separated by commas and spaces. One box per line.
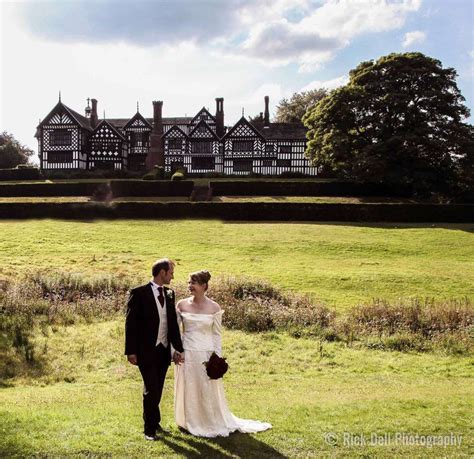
174, 310, 272, 437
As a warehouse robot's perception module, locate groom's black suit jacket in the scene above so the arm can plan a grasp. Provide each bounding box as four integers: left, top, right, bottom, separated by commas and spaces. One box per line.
125, 283, 184, 366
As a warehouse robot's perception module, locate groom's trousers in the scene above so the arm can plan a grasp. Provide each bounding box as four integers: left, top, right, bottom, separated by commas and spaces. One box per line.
138, 343, 170, 436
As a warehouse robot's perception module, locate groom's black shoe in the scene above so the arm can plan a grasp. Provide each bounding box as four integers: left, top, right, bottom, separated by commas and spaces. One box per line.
144, 434, 158, 441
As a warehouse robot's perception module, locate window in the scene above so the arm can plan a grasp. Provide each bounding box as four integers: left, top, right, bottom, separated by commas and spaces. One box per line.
277, 159, 291, 167
262, 159, 273, 167
232, 140, 253, 152
233, 159, 253, 172
131, 132, 149, 147
265, 144, 274, 153
191, 141, 212, 154
168, 139, 182, 150
279, 145, 292, 153
192, 156, 215, 170
50, 130, 72, 146
48, 152, 73, 163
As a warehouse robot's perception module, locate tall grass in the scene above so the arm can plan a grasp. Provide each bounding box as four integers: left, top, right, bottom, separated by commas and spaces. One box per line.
1, 273, 472, 382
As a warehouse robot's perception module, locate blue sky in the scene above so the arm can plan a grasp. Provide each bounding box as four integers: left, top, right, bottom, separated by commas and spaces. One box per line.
1, 0, 473, 160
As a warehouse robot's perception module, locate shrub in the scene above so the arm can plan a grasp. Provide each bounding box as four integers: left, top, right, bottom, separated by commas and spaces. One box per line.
171, 171, 184, 181
143, 165, 165, 181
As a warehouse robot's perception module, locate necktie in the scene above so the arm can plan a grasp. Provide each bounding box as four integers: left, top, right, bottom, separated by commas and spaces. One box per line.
157, 287, 165, 307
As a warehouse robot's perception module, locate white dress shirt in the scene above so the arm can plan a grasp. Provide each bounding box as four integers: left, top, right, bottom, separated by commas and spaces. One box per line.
150, 281, 168, 348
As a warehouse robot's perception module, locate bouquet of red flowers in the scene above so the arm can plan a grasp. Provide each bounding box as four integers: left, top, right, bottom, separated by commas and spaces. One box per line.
203, 352, 229, 380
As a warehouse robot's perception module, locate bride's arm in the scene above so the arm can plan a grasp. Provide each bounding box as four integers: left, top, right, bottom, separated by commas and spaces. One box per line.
212, 310, 224, 356
171, 302, 184, 359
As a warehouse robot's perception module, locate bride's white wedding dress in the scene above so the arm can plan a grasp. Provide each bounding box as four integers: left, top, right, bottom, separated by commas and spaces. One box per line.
174, 310, 272, 437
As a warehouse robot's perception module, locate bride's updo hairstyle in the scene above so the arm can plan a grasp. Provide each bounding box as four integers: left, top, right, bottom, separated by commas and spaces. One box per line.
190, 270, 211, 291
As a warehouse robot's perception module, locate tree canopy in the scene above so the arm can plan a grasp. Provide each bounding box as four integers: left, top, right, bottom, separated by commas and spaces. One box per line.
275, 88, 327, 123
303, 52, 474, 195
0, 132, 34, 169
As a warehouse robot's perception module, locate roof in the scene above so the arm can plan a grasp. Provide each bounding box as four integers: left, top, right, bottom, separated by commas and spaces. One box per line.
106, 117, 193, 128
38, 101, 93, 131
250, 121, 307, 140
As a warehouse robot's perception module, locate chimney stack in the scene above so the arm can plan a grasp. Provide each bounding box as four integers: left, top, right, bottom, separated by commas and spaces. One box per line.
264, 96, 270, 127
215, 97, 225, 138
90, 98, 98, 129
146, 100, 165, 168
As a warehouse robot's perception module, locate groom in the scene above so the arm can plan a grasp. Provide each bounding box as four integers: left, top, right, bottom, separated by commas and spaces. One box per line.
125, 258, 184, 440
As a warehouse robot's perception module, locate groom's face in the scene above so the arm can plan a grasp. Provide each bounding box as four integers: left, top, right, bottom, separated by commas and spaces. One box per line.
163, 266, 174, 284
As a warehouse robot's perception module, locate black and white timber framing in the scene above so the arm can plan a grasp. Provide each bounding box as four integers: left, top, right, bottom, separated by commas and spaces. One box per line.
36, 95, 319, 175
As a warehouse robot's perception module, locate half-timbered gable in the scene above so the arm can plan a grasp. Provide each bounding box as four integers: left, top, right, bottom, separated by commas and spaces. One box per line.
163, 117, 193, 135
189, 108, 217, 134
89, 121, 128, 170
251, 120, 318, 176
122, 112, 152, 170
37, 101, 91, 170
222, 117, 264, 175
188, 120, 222, 173
163, 125, 188, 172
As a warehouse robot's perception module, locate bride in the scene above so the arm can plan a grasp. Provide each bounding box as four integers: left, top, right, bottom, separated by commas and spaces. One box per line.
174, 270, 272, 437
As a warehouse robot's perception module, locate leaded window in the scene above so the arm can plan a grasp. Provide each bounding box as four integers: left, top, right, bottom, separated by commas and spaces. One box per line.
192, 156, 215, 170
48, 152, 73, 163
191, 141, 212, 154
233, 159, 253, 172
232, 140, 253, 152
50, 130, 72, 146
168, 139, 182, 150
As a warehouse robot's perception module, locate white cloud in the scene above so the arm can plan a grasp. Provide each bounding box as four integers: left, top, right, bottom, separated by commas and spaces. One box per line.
237, 0, 423, 71
402, 30, 426, 47
13, 0, 423, 73
301, 75, 349, 92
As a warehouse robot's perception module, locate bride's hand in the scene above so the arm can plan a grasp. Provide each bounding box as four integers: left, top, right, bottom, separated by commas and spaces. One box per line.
173, 351, 185, 365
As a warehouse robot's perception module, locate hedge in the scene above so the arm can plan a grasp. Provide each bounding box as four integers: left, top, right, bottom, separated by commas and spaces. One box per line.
109, 180, 194, 197
210, 180, 412, 197
0, 201, 472, 222
0, 182, 102, 197
0, 168, 42, 181
0, 180, 194, 197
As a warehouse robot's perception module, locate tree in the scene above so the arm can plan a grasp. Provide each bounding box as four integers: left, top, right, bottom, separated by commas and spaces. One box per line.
275, 88, 327, 123
0, 132, 34, 169
303, 53, 474, 195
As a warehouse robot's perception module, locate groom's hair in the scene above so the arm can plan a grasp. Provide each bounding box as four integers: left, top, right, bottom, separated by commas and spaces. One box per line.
152, 258, 175, 276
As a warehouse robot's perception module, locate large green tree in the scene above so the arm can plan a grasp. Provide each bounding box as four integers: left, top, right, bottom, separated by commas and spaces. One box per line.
0, 132, 34, 169
303, 53, 474, 195
275, 88, 327, 123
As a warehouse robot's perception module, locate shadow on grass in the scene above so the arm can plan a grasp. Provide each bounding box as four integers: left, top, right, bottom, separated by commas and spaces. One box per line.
226, 221, 474, 233
162, 430, 286, 459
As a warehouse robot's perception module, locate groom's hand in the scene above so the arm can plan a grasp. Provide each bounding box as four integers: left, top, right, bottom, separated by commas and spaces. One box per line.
127, 354, 138, 365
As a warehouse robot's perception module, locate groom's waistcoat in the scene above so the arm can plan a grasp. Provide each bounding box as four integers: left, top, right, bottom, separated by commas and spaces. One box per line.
124, 283, 183, 365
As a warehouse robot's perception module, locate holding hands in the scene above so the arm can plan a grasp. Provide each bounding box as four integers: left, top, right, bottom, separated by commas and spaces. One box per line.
173, 351, 185, 365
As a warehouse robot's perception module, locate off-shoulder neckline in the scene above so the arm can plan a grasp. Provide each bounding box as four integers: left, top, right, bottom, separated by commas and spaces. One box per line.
178, 310, 224, 316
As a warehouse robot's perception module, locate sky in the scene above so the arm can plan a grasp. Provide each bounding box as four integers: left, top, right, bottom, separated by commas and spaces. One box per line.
1, 0, 473, 162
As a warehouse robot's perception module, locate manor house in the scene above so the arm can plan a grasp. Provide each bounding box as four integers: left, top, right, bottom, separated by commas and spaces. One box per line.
36, 96, 318, 176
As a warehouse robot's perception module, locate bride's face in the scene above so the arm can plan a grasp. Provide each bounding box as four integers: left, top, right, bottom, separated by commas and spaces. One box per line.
188, 279, 206, 295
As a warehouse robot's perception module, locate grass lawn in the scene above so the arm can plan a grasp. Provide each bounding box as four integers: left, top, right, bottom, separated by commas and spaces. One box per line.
0, 320, 472, 457
0, 220, 472, 309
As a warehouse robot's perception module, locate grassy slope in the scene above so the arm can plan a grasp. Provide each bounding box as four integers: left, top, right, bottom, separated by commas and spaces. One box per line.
0, 220, 472, 309
1, 320, 472, 457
